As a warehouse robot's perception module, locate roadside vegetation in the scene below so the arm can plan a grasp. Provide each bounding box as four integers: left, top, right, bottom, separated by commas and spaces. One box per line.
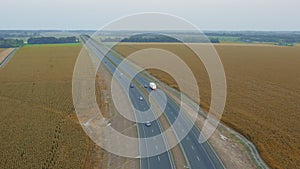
0, 44, 88, 168
114, 43, 300, 169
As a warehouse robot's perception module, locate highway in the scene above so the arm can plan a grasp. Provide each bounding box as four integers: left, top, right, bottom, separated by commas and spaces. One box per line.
81, 35, 225, 169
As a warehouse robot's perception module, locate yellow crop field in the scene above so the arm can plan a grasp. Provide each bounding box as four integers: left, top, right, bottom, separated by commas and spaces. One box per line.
114, 43, 300, 169
0, 45, 88, 168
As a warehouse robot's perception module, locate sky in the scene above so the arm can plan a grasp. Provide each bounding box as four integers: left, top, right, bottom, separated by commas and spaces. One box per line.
1, 0, 299, 30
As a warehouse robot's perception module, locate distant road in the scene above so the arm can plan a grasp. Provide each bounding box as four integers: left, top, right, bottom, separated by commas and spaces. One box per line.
81, 36, 225, 169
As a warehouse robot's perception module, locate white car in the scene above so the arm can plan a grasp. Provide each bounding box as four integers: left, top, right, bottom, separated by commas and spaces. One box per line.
139, 96, 143, 101
145, 121, 151, 127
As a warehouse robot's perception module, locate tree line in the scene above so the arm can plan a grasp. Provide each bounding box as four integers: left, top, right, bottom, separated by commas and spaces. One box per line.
121, 33, 181, 43
117, 33, 220, 43
27, 37, 79, 44
0, 38, 24, 48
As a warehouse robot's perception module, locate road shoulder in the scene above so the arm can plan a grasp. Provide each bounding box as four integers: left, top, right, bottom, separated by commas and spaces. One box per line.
0, 48, 16, 67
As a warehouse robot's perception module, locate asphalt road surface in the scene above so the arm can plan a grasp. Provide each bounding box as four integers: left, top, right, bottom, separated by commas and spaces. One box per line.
81, 36, 225, 169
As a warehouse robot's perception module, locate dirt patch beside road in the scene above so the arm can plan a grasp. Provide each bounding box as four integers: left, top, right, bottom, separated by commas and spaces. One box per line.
93, 52, 139, 169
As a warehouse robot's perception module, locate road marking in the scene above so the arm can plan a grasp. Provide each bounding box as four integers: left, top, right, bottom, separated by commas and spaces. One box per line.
152, 129, 154, 133
197, 156, 200, 161
191, 145, 195, 150
158, 156, 161, 161
155, 145, 158, 150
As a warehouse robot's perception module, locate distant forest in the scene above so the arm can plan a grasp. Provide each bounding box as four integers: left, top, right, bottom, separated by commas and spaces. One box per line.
120, 34, 181, 43
102, 31, 300, 45
0, 38, 23, 48
112, 33, 220, 43
205, 31, 300, 45
27, 37, 79, 44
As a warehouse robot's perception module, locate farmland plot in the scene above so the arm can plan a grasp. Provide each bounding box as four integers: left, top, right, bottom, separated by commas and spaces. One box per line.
0, 45, 88, 168
114, 43, 300, 169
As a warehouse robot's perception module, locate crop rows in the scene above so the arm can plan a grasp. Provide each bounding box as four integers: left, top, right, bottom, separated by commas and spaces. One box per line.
114, 43, 300, 169
0, 45, 87, 169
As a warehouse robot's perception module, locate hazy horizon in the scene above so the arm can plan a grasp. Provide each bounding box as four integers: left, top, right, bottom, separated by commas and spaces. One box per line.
0, 29, 300, 32
1, 0, 299, 31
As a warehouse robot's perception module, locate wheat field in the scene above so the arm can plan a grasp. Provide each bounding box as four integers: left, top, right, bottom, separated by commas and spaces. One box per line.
114, 43, 300, 169
0, 44, 88, 168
